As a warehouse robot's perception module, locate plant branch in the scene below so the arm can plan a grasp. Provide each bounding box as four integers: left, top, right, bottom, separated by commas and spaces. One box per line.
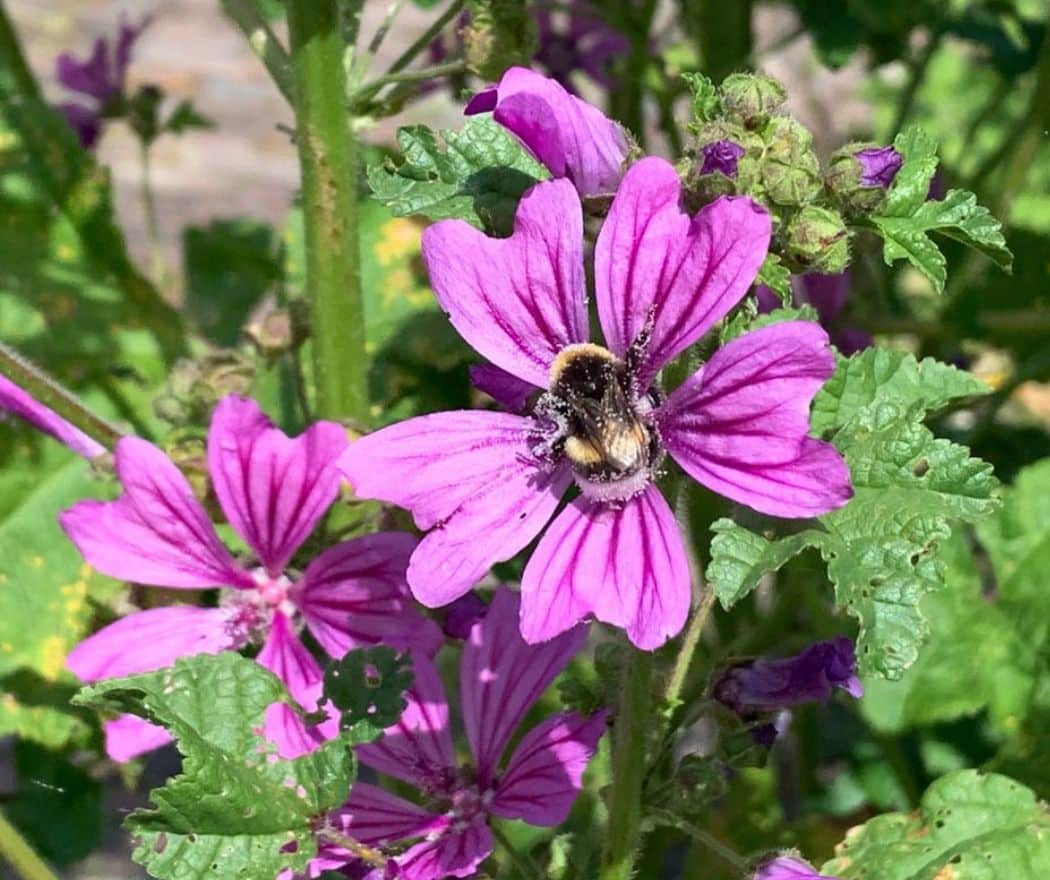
367, 0, 408, 56
386, 0, 466, 76
286, 0, 369, 422
599, 649, 653, 880
0, 342, 123, 452
888, 26, 943, 138
648, 808, 747, 870
317, 827, 387, 869
0, 809, 60, 880
221, 0, 294, 102
663, 589, 717, 713
0, 2, 40, 99
350, 60, 466, 110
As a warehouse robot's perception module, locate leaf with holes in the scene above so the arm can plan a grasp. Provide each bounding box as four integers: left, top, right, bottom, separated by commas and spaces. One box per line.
323, 647, 413, 736
74, 653, 356, 880
822, 770, 1050, 879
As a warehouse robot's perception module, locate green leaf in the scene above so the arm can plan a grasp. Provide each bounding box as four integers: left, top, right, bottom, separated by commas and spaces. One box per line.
754, 252, 792, 305
75, 653, 355, 880
323, 647, 413, 735
682, 72, 720, 125
0, 459, 118, 748
882, 126, 940, 218
366, 114, 549, 236
822, 770, 1050, 880
811, 348, 989, 436
165, 99, 214, 135
706, 350, 998, 678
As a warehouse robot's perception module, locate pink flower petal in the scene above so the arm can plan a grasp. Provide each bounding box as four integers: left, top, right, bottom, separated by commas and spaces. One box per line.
0, 374, 106, 458
594, 157, 771, 385
422, 178, 587, 388
258, 613, 338, 759
340, 411, 571, 608
66, 606, 239, 682
59, 437, 249, 589
461, 589, 587, 781
103, 715, 172, 763
333, 783, 447, 845
472, 66, 629, 197
395, 819, 493, 880
297, 532, 441, 659
521, 485, 691, 650
490, 709, 608, 825
469, 363, 540, 413
208, 396, 348, 574
356, 652, 456, 790
659, 322, 853, 518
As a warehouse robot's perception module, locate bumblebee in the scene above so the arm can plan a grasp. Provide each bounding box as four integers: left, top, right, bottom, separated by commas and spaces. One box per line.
545, 344, 657, 484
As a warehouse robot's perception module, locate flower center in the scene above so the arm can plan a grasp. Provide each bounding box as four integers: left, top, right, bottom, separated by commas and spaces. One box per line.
536, 343, 661, 504
220, 569, 299, 646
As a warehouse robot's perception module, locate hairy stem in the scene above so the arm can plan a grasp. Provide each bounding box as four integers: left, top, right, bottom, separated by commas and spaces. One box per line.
663, 589, 716, 712
386, 0, 467, 77
221, 0, 294, 102
649, 808, 747, 870
0, 809, 60, 880
286, 0, 369, 422
599, 649, 653, 880
0, 342, 123, 451
317, 827, 387, 869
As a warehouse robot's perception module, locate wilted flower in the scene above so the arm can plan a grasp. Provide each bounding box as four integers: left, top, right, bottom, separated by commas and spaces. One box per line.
712, 637, 863, 718
756, 271, 872, 355
341, 157, 852, 649
0, 373, 106, 459
62, 395, 438, 761
755, 855, 841, 880
314, 590, 606, 880
466, 67, 630, 197
533, 2, 629, 92
53, 15, 149, 148
700, 139, 746, 177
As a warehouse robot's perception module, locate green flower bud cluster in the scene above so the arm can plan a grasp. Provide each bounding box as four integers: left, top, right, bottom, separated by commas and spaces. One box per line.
153, 351, 255, 427
464, 0, 537, 81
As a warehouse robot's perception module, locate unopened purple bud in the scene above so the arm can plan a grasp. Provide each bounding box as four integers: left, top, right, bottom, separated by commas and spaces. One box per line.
442, 591, 489, 639
700, 139, 745, 177
755, 855, 841, 880
855, 145, 902, 188
55, 102, 102, 149
712, 637, 863, 718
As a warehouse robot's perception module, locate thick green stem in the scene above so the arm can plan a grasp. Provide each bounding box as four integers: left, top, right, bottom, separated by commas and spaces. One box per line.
221, 0, 294, 102
286, 0, 369, 422
599, 650, 653, 880
0, 809, 60, 880
0, 342, 123, 451
687, 0, 753, 81
0, 3, 39, 98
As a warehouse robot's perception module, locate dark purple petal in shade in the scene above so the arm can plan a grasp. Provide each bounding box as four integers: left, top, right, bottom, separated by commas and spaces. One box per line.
658, 322, 852, 518
55, 101, 102, 149
754, 855, 842, 880
489, 709, 608, 825
55, 38, 114, 102
339, 410, 572, 609
713, 637, 863, 717
469, 67, 629, 197
460, 589, 587, 782
521, 484, 691, 650
59, 436, 250, 589
594, 157, 772, 387
0, 373, 106, 458
533, 3, 629, 92
469, 363, 540, 413
422, 178, 587, 388
441, 591, 489, 639
207, 395, 348, 576
855, 145, 902, 188
334, 783, 448, 846
700, 139, 746, 177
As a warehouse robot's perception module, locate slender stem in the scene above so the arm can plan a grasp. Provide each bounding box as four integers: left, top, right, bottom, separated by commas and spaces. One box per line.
350, 60, 466, 110
687, 0, 753, 82
0, 809, 60, 880
599, 649, 652, 880
139, 143, 166, 284
221, 0, 294, 102
286, 0, 369, 422
663, 589, 717, 713
888, 27, 942, 138
648, 808, 747, 871
0, 2, 40, 99
0, 342, 123, 451
492, 823, 544, 880
367, 0, 407, 55
317, 827, 387, 869
385, 0, 466, 76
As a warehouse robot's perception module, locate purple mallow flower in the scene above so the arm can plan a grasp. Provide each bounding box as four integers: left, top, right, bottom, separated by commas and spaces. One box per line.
466, 67, 630, 198
533, 3, 629, 93
341, 157, 852, 650
62, 395, 439, 762
313, 589, 606, 880
700, 140, 746, 177
712, 637, 864, 719
0, 374, 106, 459
855, 145, 902, 188
756, 271, 872, 356
53, 15, 148, 148
755, 856, 841, 880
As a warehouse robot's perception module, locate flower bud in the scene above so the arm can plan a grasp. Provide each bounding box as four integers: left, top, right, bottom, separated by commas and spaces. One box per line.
153, 352, 255, 427
783, 206, 851, 274
699, 139, 745, 177
761, 117, 821, 206
463, 0, 536, 81
720, 72, 787, 128
826, 141, 903, 214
